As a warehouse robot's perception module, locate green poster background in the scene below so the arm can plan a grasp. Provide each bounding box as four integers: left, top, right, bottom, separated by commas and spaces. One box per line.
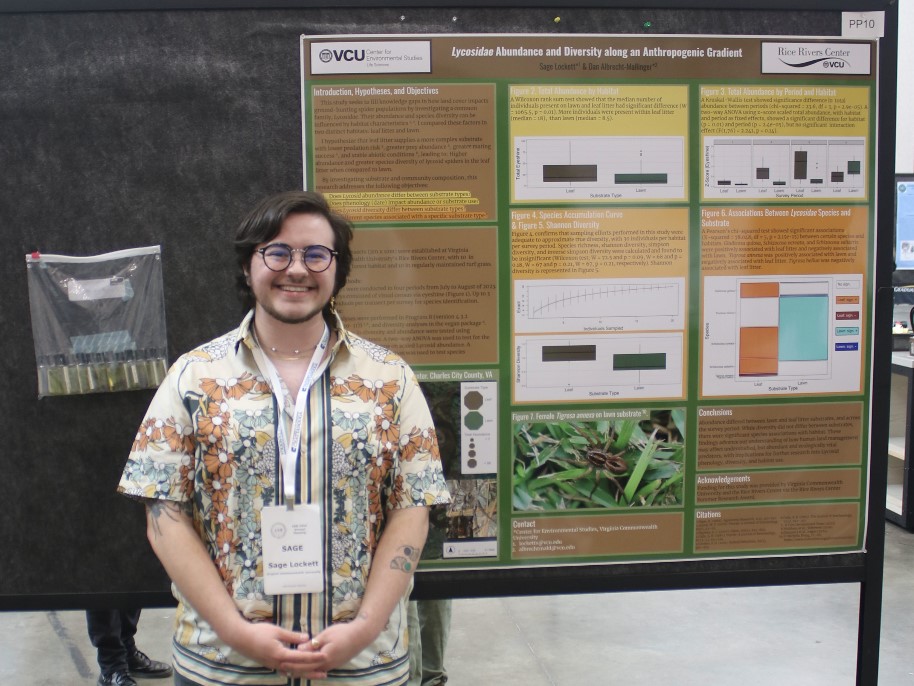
302, 33, 877, 571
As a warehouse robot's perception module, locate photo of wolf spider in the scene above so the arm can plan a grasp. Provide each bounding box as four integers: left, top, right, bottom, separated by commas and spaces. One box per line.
563, 423, 631, 499
512, 412, 685, 511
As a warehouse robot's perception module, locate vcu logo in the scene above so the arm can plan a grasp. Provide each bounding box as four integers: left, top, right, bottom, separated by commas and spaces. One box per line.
781, 57, 849, 70
319, 48, 366, 63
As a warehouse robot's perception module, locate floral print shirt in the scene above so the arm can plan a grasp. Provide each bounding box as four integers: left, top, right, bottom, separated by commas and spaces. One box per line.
118, 311, 449, 686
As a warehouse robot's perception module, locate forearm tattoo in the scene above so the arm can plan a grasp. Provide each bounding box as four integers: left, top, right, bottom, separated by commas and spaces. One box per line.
145, 499, 193, 538
389, 544, 421, 573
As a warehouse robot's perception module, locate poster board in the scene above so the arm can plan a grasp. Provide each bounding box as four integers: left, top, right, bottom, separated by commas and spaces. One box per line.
301, 32, 877, 573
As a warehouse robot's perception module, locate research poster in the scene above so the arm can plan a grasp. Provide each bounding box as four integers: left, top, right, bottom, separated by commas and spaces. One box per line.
301, 34, 876, 568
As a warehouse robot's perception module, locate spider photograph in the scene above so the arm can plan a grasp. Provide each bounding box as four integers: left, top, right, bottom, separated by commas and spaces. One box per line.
512, 410, 685, 511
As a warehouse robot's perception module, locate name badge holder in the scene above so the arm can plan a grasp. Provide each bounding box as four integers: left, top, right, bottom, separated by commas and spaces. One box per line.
255, 323, 330, 595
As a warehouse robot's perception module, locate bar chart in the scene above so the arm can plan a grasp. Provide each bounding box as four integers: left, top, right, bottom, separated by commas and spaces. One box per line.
514, 332, 684, 402
703, 136, 866, 199
701, 274, 864, 396
737, 280, 830, 378
513, 136, 686, 201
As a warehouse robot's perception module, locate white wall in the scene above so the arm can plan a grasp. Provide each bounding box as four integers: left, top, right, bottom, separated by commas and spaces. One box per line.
899, 0, 914, 172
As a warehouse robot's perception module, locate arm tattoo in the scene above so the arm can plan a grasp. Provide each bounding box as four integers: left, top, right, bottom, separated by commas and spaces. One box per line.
389, 544, 422, 573
145, 499, 193, 538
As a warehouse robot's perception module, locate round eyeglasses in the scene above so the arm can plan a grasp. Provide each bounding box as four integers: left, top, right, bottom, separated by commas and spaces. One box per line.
256, 243, 338, 273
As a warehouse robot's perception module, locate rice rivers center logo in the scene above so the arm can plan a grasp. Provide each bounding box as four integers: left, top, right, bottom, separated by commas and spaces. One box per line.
761, 42, 871, 75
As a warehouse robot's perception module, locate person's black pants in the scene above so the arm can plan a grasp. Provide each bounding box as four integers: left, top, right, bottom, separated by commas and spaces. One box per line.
86, 608, 142, 675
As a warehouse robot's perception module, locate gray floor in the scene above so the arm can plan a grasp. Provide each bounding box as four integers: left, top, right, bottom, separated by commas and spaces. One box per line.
2, 523, 912, 686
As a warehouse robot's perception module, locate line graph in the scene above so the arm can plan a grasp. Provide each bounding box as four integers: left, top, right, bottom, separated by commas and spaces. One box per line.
515, 278, 685, 334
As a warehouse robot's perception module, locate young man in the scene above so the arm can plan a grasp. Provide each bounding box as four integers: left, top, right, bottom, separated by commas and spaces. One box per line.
119, 191, 449, 685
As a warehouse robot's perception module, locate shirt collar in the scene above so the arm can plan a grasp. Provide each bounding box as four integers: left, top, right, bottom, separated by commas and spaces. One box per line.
234, 308, 353, 355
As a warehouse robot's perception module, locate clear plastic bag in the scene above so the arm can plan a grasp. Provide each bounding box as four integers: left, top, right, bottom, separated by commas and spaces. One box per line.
26, 246, 168, 397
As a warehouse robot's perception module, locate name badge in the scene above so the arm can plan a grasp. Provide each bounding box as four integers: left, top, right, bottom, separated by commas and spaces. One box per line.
261, 504, 324, 595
